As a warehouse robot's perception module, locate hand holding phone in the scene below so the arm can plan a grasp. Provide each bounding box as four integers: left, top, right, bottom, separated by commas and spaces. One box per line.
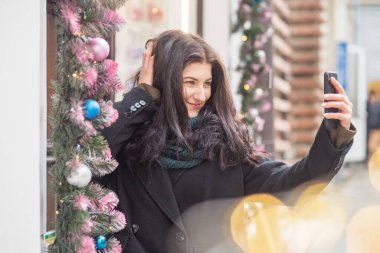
324, 71, 339, 129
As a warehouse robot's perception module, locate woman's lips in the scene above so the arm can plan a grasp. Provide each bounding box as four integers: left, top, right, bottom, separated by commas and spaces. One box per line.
188, 102, 202, 109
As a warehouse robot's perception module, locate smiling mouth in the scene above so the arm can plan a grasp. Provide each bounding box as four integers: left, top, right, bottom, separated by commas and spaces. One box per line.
188, 102, 203, 109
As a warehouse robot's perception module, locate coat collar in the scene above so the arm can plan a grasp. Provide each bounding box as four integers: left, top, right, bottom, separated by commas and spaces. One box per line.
137, 167, 185, 231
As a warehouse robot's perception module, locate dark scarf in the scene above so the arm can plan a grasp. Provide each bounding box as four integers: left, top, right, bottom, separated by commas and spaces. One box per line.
159, 117, 205, 169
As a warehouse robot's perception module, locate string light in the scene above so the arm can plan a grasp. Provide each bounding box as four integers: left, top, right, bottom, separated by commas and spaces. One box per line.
233, 1, 273, 147
72, 71, 82, 79
75, 144, 81, 161
151, 7, 158, 14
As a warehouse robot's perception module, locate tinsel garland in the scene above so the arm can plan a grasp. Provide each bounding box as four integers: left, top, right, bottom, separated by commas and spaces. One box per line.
232, 0, 273, 149
49, 0, 127, 252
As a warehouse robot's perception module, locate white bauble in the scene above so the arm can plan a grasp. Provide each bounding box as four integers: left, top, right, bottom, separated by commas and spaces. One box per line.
67, 163, 92, 188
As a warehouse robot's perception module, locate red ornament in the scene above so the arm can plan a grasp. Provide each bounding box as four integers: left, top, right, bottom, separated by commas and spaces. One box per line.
87, 37, 110, 62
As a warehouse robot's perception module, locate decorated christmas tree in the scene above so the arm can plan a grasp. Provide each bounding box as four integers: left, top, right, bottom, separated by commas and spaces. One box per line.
232, 0, 273, 148
49, 0, 127, 252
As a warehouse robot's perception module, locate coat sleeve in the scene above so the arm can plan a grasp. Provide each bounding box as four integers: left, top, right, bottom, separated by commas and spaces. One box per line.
242, 120, 354, 195
101, 87, 158, 157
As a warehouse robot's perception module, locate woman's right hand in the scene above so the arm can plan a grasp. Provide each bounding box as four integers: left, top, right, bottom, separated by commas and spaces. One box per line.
139, 41, 154, 86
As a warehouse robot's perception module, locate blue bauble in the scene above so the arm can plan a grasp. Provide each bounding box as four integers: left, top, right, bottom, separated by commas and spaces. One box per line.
253, 0, 264, 3
95, 235, 107, 250
83, 99, 101, 120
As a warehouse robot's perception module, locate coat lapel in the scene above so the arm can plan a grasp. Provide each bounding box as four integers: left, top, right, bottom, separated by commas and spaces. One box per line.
137, 167, 185, 231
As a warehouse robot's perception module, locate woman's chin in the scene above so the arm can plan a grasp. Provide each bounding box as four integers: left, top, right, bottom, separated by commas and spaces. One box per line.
188, 111, 199, 118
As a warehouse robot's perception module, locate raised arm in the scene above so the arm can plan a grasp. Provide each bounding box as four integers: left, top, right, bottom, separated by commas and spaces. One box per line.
102, 42, 156, 157
243, 121, 354, 195
102, 87, 158, 157
243, 77, 355, 194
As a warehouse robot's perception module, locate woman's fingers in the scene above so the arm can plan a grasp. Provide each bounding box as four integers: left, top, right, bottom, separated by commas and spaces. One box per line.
322, 101, 352, 113
324, 111, 351, 129
324, 93, 353, 109
322, 77, 353, 129
329, 77, 346, 96
139, 42, 154, 85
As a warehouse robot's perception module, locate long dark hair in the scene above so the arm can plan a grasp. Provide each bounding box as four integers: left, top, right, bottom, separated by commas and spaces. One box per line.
126, 30, 265, 172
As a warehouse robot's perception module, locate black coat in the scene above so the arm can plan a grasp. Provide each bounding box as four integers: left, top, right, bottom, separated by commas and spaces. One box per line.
100, 87, 353, 253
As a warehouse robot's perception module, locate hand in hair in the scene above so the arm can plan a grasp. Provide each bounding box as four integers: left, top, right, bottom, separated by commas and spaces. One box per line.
139, 41, 154, 86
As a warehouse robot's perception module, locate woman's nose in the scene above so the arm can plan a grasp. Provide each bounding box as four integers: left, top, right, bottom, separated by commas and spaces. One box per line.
194, 86, 206, 101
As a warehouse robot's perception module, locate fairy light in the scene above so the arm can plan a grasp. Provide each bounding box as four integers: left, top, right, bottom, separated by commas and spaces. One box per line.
72, 71, 83, 79
241, 35, 248, 42
151, 7, 158, 14
75, 144, 81, 161
243, 84, 251, 91
72, 71, 80, 78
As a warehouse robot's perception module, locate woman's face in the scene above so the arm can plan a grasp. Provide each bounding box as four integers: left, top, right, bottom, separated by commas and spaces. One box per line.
182, 62, 212, 117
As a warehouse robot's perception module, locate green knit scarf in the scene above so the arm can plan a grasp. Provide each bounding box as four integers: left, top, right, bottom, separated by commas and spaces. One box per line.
159, 117, 205, 169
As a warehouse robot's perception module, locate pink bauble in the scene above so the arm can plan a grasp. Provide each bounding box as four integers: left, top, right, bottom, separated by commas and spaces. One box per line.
87, 37, 110, 61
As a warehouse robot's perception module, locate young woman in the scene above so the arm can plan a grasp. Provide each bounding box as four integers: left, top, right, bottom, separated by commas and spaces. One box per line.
100, 30, 355, 253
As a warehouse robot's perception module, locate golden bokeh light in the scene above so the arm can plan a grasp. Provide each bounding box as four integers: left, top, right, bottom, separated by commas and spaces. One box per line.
230, 194, 290, 253
346, 206, 380, 253
230, 184, 348, 253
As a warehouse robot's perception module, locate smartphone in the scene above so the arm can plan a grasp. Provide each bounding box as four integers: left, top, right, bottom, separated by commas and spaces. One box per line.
324, 71, 339, 129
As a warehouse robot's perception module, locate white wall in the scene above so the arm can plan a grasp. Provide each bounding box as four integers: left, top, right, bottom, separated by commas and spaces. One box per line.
0, 1, 45, 252
202, 0, 242, 109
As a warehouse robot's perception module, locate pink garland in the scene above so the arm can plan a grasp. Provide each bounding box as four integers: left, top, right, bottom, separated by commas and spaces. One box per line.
104, 239, 122, 253
83, 67, 99, 90
98, 192, 119, 212
72, 40, 93, 65
100, 100, 119, 128
60, 1, 81, 35
77, 236, 97, 253
102, 146, 112, 159
103, 9, 126, 25
110, 210, 127, 232
74, 193, 92, 211
104, 59, 118, 79
81, 219, 94, 234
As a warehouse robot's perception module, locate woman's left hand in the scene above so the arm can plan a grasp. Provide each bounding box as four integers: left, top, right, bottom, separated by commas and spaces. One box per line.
322, 77, 353, 130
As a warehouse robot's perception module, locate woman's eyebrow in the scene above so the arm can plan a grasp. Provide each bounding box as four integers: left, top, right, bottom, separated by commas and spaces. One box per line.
183, 77, 212, 81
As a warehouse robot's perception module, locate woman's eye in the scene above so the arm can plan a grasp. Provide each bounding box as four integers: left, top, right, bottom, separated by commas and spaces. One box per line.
205, 81, 212, 87
184, 81, 195, 85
